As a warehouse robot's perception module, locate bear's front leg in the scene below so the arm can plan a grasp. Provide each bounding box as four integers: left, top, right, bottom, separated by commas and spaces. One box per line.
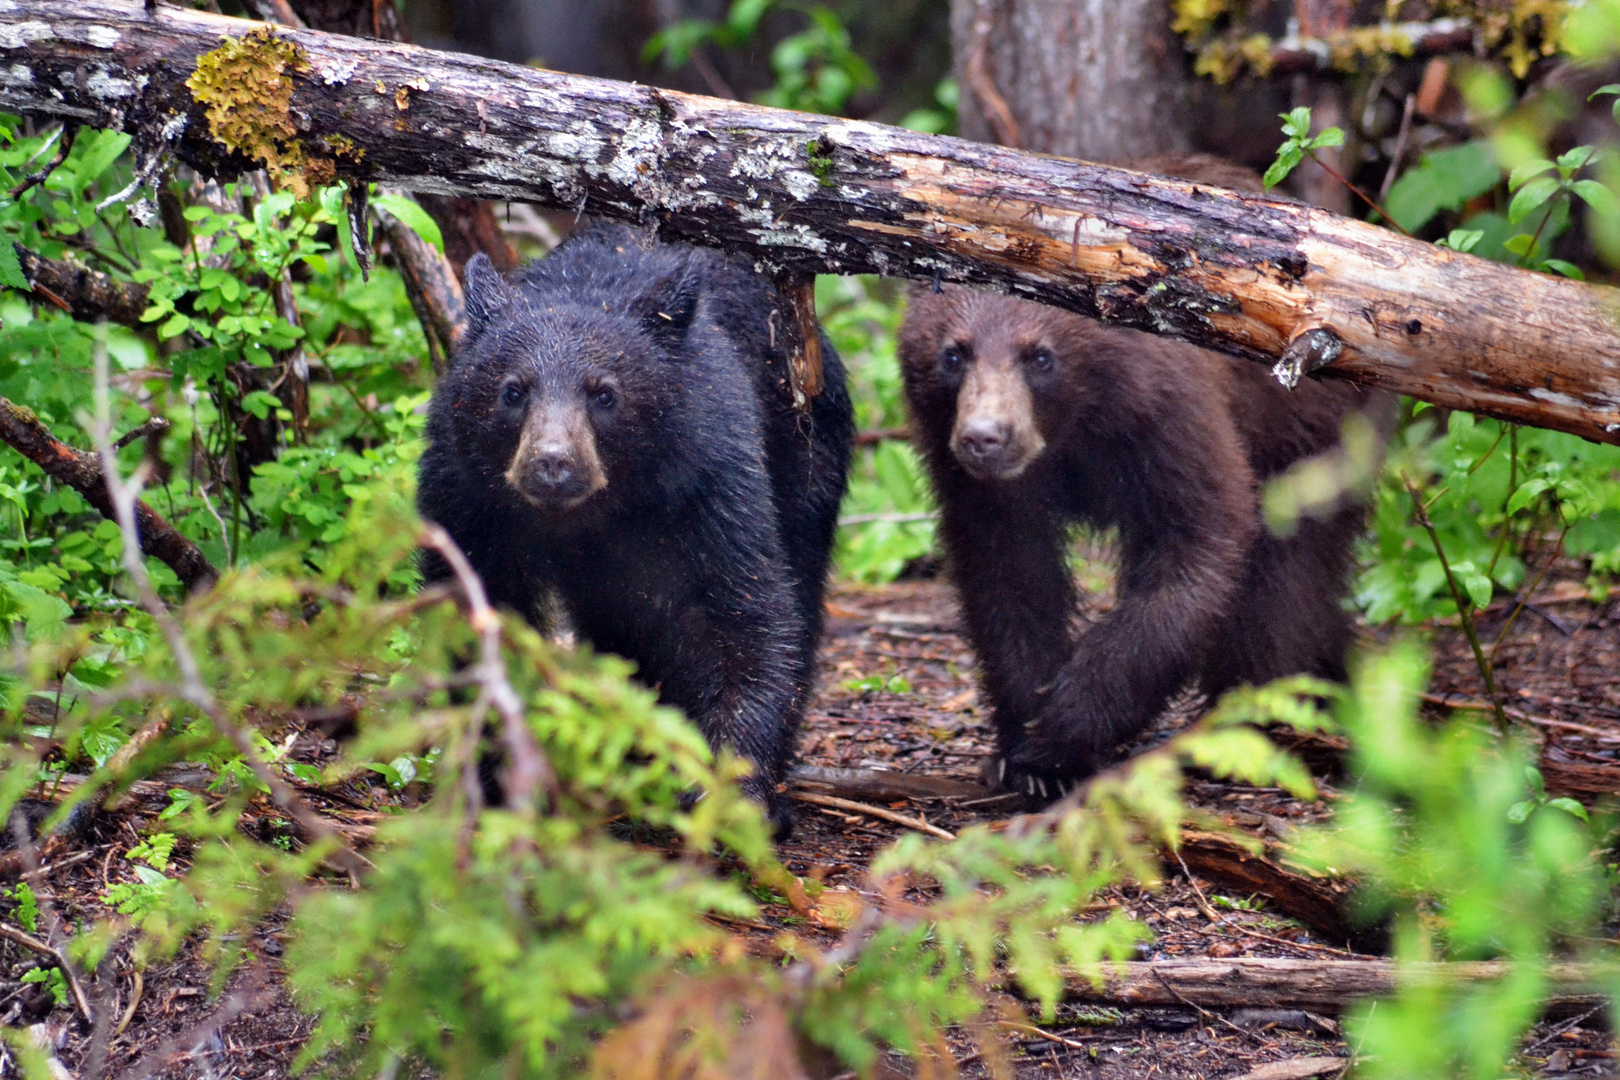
935, 493, 1081, 800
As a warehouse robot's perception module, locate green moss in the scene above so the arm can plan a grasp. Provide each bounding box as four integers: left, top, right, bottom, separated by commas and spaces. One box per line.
806, 138, 836, 189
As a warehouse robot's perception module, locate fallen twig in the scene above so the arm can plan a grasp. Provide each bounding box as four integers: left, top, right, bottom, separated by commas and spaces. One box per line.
112, 969, 141, 1038
789, 765, 985, 802
1151, 966, 1266, 1044
791, 791, 955, 840
0, 922, 94, 1024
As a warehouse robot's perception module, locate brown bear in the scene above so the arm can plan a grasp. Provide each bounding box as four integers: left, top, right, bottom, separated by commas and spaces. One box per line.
898, 157, 1390, 803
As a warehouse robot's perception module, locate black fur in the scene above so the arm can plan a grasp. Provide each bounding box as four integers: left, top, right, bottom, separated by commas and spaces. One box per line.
417, 226, 853, 831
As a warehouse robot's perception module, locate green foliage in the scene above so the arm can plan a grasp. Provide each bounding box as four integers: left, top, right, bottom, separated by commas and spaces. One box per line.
5, 882, 39, 934
818, 276, 936, 583
19, 965, 66, 1008
644, 1, 877, 116
1293, 643, 1613, 1078
1356, 412, 1620, 623
1383, 142, 1502, 234
1263, 107, 1345, 190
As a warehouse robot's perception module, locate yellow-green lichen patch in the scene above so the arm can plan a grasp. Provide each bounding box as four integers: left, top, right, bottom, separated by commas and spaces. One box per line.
186, 26, 315, 196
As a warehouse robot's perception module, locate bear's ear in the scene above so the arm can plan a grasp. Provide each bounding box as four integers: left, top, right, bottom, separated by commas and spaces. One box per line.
463, 253, 515, 336
632, 268, 700, 347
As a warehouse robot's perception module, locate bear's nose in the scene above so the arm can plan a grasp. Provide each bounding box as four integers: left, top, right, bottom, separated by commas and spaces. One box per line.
956, 418, 1008, 460
531, 445, 576, 488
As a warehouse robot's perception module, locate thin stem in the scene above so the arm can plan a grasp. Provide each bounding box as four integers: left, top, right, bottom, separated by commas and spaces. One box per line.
1307, 149, 1412, 237
1491, 523, 1569, 661
1401, 472, 1507, 732
1486, 425, 1520, 581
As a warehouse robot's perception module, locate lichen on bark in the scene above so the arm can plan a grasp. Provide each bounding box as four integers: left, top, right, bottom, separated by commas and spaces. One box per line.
186, 25, 325, 196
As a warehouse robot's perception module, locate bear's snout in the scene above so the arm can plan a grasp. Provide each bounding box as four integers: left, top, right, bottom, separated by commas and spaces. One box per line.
950, 361, 1046, 481
505, 403, 607, 510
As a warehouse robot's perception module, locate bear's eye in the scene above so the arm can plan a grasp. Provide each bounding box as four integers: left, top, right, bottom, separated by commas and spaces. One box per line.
1030, 350, 1055, 372
501, 384, 526, 409
593, 386, 617, 410
941, 346, 965, 372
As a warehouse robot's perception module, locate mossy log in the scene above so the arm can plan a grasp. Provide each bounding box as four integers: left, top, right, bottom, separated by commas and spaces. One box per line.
3, 1, 1620, 442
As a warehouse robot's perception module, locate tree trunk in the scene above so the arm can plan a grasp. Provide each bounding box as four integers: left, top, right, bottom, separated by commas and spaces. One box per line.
5, 2, 1620, 445
951, 0, 1191, 160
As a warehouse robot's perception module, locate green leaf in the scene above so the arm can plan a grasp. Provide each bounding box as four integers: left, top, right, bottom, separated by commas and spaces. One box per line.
1547, 797, 1590, 821
1506, 800, 1533, 825
1436, 228, 1484, 253
0, 240, 27, 290
1306, 126, 1345, 150
1538, 259, 1585, 280
69, 130, 132, 188
157, 313, 191, 339
1503, 479, 1555, 518
1508, 176, 1561, 225
241, 390, 282, 420
1555, 145, 1597, 177
1263, 146, 1303, 190
1450, 559, 1493, 609
373, 193, 444, 254
1508, 158, 1555, 190
1279, 107, 1313, 140
1571, 179, 1620, 217
1594, 83, 1620, 122
1384, 142, 1501, 233
1502, 232, 1536, 257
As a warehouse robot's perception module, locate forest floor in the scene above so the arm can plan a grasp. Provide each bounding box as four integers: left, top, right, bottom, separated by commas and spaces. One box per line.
2, 565, 1618, 1080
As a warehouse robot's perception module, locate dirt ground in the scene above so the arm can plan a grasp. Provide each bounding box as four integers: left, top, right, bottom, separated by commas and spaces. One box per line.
3, 568, 1617, 1079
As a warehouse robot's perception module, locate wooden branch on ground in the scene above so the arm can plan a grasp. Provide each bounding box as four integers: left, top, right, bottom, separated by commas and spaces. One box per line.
1175, 829, 1366, 952
6, 2, 1620, 442
1063, 957, 1613, 1014
15, 244, 150, 328
790, 765, 986, 802
0, 397, 218, 593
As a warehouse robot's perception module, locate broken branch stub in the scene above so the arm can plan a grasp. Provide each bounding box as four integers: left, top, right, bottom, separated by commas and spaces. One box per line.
4, 1, 1620, 442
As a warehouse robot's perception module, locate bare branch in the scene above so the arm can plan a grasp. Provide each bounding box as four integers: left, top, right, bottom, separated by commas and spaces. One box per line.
419, 523, 559, 814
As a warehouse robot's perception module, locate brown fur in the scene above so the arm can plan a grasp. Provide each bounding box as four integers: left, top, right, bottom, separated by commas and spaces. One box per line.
899, 285, 1390, 802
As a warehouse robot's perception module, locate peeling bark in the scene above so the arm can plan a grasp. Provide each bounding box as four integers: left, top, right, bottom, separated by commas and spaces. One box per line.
3, 2, 1620, 443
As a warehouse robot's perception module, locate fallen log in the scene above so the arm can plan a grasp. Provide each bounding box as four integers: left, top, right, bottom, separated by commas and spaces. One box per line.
2, 2, 1618, 442
1065, 958, 1612, 1013
789, 764, 986, 802
1174, 829, 1367, 953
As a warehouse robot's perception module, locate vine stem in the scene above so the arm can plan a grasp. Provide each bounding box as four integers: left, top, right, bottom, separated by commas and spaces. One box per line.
1401, 472, 1507, 732
1306, 150, 1412, 237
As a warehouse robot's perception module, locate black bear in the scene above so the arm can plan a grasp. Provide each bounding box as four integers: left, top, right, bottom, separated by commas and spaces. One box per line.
898, 160, 1390, 803
417, 225, 853, 831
